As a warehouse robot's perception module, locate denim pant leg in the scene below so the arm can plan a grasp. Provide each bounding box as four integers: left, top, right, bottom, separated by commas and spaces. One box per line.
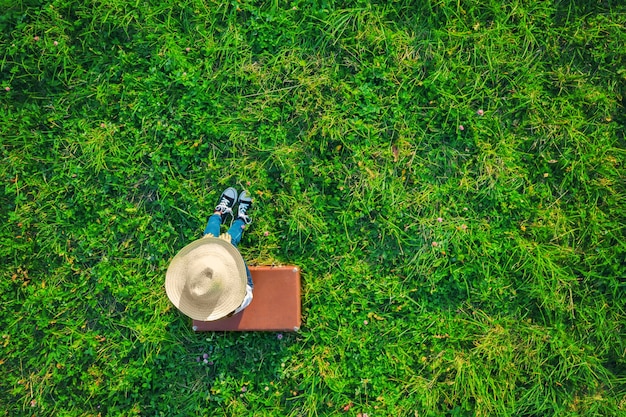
203, 214, 222, 237
227, 218, 246, 247
227, 219, 253, 288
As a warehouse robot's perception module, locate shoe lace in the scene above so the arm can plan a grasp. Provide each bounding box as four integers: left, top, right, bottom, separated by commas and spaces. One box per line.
216, 197, 233, 214
238, 202, 252, 224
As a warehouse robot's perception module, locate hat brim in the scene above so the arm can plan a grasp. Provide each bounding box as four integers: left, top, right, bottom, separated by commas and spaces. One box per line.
165, 237, 247, 321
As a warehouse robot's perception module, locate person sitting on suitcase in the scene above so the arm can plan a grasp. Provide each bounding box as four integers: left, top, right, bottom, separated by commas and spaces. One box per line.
165, 188, 253, 321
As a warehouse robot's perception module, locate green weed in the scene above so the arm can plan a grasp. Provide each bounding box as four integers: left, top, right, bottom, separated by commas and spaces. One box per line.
1, 0, 625, 416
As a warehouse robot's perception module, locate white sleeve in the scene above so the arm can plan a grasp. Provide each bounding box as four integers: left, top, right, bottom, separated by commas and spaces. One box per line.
233, 285, 253, 315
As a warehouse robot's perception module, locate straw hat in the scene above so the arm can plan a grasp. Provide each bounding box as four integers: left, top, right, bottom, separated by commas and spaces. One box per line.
165, 234, 247, 321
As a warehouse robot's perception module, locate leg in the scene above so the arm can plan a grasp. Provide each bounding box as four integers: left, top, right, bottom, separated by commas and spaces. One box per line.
203, 213, 222, 237
228, 190, 253, 247
227, 218, 246, 247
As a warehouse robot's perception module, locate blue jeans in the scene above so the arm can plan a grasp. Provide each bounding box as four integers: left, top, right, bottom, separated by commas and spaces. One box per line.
203, 214, 246, 247
203, 214, 253, 288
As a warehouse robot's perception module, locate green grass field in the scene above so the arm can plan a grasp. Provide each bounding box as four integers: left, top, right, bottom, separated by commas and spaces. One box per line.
1, 0, 625, 415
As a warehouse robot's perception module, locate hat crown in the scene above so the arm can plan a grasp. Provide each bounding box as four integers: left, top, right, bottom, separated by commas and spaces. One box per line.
188, 266, 219, 298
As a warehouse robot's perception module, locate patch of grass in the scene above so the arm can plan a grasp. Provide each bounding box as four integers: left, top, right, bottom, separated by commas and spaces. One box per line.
1, 0, 625, 415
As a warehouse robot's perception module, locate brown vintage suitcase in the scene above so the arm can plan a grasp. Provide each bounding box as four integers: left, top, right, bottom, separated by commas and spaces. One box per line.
192, 266, 301, 332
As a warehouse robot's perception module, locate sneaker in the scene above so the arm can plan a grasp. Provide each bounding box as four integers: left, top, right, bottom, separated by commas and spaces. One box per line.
237, 190, 253, 224
215, 187, 238, 221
